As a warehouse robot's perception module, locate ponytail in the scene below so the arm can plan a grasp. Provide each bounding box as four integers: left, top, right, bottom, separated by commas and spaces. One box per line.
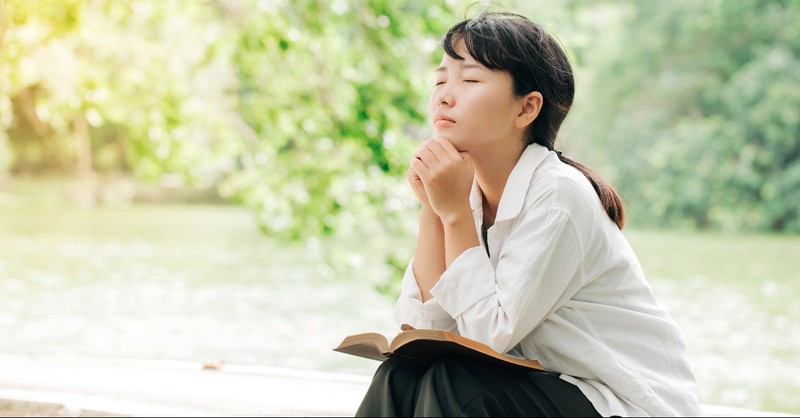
558, 153, 626, 229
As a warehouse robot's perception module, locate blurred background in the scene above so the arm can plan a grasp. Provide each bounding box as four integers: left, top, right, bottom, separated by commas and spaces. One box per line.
0, 0, 798, 414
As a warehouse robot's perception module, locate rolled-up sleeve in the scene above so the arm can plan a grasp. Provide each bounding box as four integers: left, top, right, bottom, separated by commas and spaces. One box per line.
393, 260, 458, 332
431, 207, 583, 354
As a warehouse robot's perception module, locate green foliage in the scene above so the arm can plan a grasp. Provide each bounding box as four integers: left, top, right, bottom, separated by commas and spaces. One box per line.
1, 0, 240, 182
0, 0, 471, 290
212, 0, 469, 288
1, 0, 798, 293
572, 0, 800, 232
222, 0, 450, 239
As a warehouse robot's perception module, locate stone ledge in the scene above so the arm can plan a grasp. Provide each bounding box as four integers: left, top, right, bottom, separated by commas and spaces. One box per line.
0, 354, 794, 417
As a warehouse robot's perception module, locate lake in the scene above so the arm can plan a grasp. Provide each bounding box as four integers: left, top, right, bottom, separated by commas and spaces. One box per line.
0, 203, 797, 414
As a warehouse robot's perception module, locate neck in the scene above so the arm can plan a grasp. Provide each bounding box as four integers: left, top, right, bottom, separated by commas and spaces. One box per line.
471, 137, 526, 223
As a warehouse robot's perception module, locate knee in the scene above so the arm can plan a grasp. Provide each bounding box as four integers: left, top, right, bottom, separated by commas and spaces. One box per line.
372, 358, 425, 387
375, 357, 406, 375
420, 357, 468, 386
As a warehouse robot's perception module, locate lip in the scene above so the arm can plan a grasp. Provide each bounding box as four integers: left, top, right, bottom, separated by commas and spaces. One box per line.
433, 114, 456, 127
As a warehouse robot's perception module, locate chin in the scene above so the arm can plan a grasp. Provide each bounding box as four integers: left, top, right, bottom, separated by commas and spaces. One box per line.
447, 138, 468, 153
432, 131, 467, 151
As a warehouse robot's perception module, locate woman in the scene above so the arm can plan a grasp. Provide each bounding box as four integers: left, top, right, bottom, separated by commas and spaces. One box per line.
356, 11, 701, 417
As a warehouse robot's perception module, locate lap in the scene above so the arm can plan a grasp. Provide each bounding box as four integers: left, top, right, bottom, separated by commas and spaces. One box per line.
358, 357, 600, 417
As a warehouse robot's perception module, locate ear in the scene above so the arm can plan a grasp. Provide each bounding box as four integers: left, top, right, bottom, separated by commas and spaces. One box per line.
514, 91, 543, 129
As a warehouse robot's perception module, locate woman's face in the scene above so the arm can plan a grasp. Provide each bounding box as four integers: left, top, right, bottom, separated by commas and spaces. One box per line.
428, 40, 521, 152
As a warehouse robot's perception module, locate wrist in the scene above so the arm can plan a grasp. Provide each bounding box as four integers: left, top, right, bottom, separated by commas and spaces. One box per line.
419, 206, 442, 225
419, 205, 437, 217
440, 208, 473, 228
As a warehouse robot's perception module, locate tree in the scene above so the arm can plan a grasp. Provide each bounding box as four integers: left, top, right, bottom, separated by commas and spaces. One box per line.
573, 0, 800, 232
0, 0, 473, 290
1, 0, 242, 189
215, 0, 472, 290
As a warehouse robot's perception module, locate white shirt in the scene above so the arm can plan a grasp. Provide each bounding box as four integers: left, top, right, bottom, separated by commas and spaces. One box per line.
395, 143, 701, 417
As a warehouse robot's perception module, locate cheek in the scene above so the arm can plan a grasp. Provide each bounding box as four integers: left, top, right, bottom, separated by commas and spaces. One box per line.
490, 96, 519, 124
474, 98, 509, 123
427, 94, 436, 113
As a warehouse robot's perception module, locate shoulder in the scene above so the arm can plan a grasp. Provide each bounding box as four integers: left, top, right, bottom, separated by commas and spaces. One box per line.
521, 154, 628, 254
525, 153, 601, 218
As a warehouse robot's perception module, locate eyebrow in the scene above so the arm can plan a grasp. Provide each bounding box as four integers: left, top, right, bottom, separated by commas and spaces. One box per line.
435, 63, 485, 72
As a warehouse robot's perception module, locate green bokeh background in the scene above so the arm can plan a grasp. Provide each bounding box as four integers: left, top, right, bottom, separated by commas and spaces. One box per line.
1, 0, 798, 413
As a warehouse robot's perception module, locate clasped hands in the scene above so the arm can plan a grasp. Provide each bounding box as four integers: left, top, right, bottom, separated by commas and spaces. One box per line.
406, 137, 474, 224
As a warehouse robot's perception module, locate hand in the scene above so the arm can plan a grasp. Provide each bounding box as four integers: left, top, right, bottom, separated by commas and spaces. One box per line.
406, 163, 432, 209
410, 138, 474, 223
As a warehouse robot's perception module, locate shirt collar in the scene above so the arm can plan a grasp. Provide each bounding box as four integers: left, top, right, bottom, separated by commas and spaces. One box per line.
469, 143, 551, 223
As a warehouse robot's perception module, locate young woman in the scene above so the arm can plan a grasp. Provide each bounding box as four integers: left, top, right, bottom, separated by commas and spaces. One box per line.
356, 11, 701, 417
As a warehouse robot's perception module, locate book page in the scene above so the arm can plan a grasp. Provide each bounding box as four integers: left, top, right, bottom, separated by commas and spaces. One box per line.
333, 332, 390, 362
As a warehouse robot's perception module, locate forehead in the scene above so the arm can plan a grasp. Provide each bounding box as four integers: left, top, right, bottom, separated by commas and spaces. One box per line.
436, 59, 486, 73
437, 42, 486, 71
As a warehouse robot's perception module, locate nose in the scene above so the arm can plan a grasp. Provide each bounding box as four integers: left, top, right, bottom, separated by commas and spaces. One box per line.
435, 83, 454, 107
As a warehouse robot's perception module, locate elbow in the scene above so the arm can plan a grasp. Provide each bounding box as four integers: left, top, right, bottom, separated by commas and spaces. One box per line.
488, 315, 517, 353
459, 311, 517, 354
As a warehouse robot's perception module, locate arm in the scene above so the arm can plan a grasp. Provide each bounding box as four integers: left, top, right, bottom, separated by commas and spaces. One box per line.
393, 156, 456, 330
441, 211, 479, 269
405, 156, 447, 302
412, 203, 478, 302
411, 138, 479, 272
433, 202, 584, 354
410, 140, 587, 354
412, 207, 445, 302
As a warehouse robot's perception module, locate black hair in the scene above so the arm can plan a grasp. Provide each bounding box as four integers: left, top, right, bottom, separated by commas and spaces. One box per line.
442, 11, 626, 228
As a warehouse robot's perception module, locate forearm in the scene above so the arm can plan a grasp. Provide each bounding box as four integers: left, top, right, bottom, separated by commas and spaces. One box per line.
441, 210, 480, 268
412, 207, 445, 302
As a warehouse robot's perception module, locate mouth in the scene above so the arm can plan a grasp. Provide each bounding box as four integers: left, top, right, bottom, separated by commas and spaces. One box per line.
433, 115, 456, 127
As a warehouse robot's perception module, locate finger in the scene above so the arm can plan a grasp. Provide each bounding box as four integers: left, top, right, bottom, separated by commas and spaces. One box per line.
406, 165, 419, 181
415, 146, 439, 167
410, 156, 431, 180
414, 139, 438, 158
407, 166, 424, 183
424, 139, 455, 161
432, 137, 462, 160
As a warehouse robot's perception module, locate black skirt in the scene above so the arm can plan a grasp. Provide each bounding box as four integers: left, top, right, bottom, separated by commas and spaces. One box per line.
356, 357, 600, 417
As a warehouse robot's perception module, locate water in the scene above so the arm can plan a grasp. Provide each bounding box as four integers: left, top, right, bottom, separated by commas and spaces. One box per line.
626, 230, 800, 414
0, 204, 397, 374
1, 204, 798, 414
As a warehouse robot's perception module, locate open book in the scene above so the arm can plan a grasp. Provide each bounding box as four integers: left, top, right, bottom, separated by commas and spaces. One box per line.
334, 329, 544, 371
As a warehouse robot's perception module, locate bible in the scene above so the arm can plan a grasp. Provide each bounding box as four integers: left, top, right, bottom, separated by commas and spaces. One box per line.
334, 329, 544, 371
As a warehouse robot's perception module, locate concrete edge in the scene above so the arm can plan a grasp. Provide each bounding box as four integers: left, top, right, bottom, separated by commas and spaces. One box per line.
0, 353, 374, 384
0, 354, 796, 417
2, 390, 795, 418
0, 389, 212, 417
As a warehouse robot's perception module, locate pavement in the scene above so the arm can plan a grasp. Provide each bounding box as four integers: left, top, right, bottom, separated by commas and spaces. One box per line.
0, 354, 795, 417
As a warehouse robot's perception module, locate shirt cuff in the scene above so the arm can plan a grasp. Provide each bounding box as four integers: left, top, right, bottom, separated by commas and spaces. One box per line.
394, 260, 453, 327
430, 246, 495, 318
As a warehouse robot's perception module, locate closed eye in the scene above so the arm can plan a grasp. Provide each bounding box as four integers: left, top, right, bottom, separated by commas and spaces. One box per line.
463, 80, 479, 83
